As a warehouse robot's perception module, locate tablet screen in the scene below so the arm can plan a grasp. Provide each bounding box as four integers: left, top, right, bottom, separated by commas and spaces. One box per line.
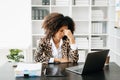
45, 63, 68, 77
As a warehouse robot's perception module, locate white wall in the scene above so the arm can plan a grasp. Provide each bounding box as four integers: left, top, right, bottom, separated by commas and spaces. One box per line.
0, 0, 31, 64
0, 49, 9, 66
0, 0, 31, 49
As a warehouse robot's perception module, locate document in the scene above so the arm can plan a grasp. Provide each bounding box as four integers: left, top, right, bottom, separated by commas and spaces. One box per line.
14, 63, 42, 77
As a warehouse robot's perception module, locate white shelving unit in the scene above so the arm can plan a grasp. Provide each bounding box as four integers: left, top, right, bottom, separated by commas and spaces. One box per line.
31, 0, 115, 62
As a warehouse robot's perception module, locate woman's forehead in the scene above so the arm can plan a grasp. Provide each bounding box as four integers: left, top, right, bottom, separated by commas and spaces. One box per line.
59, 26, 68, 30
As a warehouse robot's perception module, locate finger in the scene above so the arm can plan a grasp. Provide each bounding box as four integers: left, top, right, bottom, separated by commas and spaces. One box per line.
64, 29, 68, 33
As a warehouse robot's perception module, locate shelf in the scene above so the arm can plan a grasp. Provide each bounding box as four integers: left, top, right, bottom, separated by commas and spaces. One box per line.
91, 5, 108, 7
72, 7, 89, 20
78, 47, 89, 50
74, 34, 89, 36
74, 20, 89, 22
51, 7, 69, 16
51, 5, 69, 7
31, 0, 115, 61
91, 33, 108, 36
32, 5, 50, 7
91, 19, 108, 21
72, 5, 90, 7
32, 7, 50, 20
91, 47, 108, 49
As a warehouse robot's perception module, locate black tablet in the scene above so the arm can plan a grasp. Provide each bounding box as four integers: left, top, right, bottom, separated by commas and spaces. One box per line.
45, 63, 67, 77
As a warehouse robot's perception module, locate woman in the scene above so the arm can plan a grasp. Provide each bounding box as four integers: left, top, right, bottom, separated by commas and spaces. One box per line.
34, 13, 78, 63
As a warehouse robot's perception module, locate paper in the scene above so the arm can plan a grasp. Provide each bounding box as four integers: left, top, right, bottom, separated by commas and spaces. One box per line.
14, 63, 42, 77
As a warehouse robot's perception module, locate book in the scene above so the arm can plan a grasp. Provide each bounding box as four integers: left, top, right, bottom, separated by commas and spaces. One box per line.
14, 63, 42, 77
42, 0, 50, 5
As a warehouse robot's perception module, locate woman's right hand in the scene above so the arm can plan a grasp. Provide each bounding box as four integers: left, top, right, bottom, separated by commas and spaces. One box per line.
54, 58, 69, 63
64, 29, 75, 44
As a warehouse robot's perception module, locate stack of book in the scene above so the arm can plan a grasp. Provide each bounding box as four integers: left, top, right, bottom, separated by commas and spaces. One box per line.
42, 0, 50, 5
55, 0, 69, 5
91, 37, 103, 48
32, 8, 49, 20
94, 0, 108, 5
92, 10, 104, 20
92, 22, 103, 34
14, 63, 42, 77
76, 37, 89, 49
74, 0, 89, 5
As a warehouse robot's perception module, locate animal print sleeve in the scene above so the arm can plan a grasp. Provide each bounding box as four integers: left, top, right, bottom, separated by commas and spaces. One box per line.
34, 38, 50, 63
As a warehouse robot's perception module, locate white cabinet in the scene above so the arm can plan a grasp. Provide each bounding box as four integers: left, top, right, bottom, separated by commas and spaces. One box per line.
31, 0, 115, 61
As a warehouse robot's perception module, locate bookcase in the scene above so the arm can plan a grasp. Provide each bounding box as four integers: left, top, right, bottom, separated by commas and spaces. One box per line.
31, 0, 115, 62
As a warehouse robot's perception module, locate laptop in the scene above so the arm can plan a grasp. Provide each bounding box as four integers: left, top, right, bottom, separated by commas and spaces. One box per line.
66, 50, 109, 75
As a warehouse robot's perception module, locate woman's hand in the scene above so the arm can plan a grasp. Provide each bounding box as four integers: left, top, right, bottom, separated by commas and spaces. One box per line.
64, 29, 75, 44
60, 58, 69, 63
54, 58, 69, 63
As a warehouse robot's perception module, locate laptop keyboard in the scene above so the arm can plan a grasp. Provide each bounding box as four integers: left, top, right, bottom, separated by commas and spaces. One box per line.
66, 65, 84, 71
73, 65, 84, 69
75, 68, 83, 72
74, 65, 83, 72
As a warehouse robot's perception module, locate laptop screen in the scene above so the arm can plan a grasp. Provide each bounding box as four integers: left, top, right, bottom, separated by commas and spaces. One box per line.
82, 50, 109, 74
66, 50, 109, 75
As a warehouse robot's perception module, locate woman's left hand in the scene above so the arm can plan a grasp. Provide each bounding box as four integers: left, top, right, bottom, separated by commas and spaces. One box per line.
64, 29, 75, 44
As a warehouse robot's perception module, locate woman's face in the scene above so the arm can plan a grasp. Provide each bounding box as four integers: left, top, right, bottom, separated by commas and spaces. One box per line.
54, 26, 68, 41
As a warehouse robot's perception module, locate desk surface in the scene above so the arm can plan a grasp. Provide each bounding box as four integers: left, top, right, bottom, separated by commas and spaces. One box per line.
0, 62, 120, 80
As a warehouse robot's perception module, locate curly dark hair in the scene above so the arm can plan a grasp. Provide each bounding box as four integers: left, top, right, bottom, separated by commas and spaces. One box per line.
42, 12, 75, 39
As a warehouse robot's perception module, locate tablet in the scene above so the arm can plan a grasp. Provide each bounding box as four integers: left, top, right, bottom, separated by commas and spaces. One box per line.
45, 63, 67, 77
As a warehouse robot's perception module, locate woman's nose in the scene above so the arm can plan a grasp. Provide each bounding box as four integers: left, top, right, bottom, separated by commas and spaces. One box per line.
63, 31, 65, 36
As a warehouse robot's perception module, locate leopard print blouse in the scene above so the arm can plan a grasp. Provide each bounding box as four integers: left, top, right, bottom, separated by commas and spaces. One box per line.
34, 37, 78, 63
